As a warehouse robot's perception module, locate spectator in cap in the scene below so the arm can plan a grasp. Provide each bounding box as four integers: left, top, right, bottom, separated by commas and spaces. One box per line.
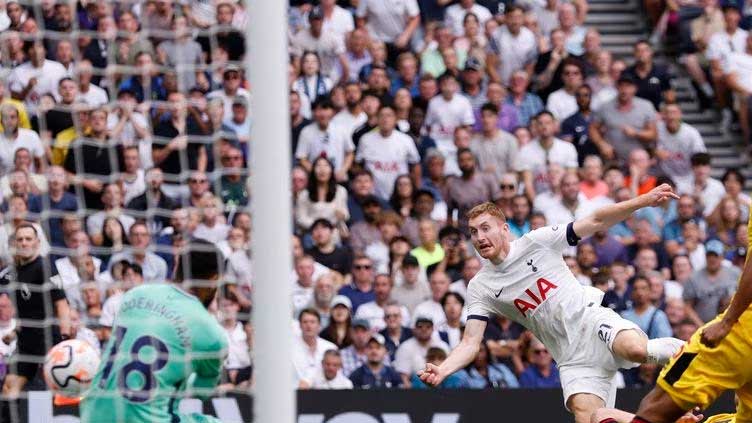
392, 254, 431, 313
460, 56, 487, 110
349, 333, 404, 388
306, 217, 353, 276
291, 8, 349, 82
307, 273, 337, 328
207, 64, 251, 119
223, 96, 251, 146
295, 97, 355, 180
687, 152, 726, 217
320, 294, 354, 349
683, 239, 740, 325
355, 273, 410, 332
393, 315, 450, 386
338, 255, 377, 312
379, 301, 413, 361
588, 72, 658, 164
293, 308, 338, 386
413, 270, 451, 327
302, 349, 353, 389
341, 318, 388, 377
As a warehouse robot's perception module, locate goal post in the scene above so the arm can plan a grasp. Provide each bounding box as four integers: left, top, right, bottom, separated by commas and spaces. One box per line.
248, 0, 296, 422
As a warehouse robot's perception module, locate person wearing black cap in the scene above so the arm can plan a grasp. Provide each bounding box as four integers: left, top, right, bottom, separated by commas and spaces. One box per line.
291, 7, 349, 83
340, 318, 385, 376
349, 333, 404, 388
394, 315, 449, 386
589, 71, 658, 164
392, 254, 431, 313
306, 218, 353, 275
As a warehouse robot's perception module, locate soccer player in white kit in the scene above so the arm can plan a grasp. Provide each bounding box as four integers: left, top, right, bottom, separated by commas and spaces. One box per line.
419, 184, 685, 423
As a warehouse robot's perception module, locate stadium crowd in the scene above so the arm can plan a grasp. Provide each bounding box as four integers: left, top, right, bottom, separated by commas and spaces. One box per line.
0, 0, 748, 395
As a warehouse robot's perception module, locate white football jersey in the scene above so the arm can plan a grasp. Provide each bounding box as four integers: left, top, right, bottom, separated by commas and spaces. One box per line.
466, 224, 605, 364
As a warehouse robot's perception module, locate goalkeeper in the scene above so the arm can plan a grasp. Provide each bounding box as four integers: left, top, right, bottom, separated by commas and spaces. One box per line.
81, 239, 228, 423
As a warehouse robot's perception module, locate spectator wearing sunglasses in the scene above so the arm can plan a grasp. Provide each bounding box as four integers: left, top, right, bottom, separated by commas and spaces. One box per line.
519, 336, 560, 388
338, 255, 377, 313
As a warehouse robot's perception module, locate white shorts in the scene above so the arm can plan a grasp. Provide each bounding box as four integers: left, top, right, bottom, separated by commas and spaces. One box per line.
558, 306, 645, 410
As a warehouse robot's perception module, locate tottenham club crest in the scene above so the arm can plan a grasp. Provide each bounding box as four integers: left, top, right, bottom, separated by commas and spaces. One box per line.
526, 259, 538, 273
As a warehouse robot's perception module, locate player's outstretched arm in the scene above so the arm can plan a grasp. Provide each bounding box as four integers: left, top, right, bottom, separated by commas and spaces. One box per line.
701, 240, 752, 347
573, 184, 678, 239
418, 318, 486, 386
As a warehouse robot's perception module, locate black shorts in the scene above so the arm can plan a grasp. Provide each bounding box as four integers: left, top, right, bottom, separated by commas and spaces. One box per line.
12, 328, 60, 381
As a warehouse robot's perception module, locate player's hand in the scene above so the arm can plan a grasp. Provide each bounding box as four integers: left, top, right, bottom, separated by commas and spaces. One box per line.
642, 183, 680, 207
676, 407, 703, 423
700, 319, 733, 348
418, 363, 445, 386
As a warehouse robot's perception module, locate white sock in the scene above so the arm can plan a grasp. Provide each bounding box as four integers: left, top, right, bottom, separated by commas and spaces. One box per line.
646, 337, 685, 365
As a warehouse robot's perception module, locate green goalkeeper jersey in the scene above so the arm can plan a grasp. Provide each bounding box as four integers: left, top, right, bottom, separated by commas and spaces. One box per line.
81, 284, 228, 423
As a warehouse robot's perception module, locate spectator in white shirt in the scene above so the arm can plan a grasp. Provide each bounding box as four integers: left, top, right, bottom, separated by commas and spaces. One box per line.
356, 104, 421, 199
424, 73, 475, 170
355, 0, 420, 63
393, 315, 449, 386
516, 110, 579, 200
302, 349, 354, 389
412, 270, 451, 327
355, 273, 410, 332
0, 104, 45, 175
74, 60, 108, 107
331, 82, 367, 136
445, 0, 493, 36
107, 222, 168, 283
218, 295, 252, 388
487, 5, 537, 85
292, 7, 349, 82
546, 59, 583, 121
707, 5, 747, 126
688, 152, 726, 217
295, 97, 354, 181
293, 308, 337, 385
292, 255, 317, 317
317, 0, 355, 43
7, 40, 67, 115
193, 193, 231, 245
437, 292, 465, 348
655, 103, 706, 194
534, 172, 600, 225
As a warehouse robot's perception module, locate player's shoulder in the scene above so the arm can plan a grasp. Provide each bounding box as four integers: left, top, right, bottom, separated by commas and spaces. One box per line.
467, 263, 495, 291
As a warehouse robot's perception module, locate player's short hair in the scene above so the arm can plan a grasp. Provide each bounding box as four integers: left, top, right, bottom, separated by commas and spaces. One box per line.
466, 202, 507, 223
174, 239, 223, 283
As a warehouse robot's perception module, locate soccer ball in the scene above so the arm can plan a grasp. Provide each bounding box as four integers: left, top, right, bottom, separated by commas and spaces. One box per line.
43, 339, 101, 396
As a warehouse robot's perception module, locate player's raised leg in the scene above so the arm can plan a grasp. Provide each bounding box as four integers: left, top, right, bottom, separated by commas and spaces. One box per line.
610, 329, 685, 365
